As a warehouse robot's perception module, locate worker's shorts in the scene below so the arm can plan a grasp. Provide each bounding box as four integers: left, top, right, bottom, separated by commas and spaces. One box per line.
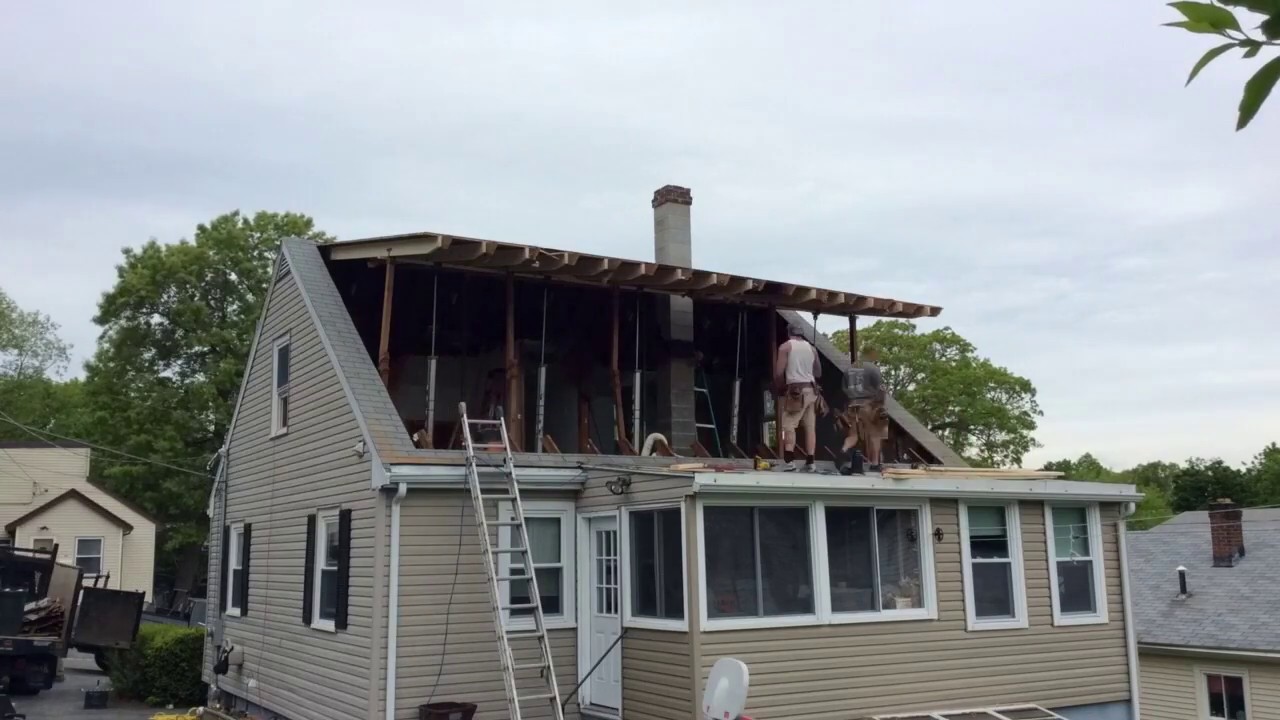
857, 402, 890, 440
780, 385, 816, 435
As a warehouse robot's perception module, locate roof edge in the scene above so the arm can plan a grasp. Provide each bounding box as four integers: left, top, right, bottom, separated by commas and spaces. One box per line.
5, 488, 134, 535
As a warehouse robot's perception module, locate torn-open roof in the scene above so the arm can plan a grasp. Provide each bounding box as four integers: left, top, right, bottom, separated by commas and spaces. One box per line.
324, 232, 943, 319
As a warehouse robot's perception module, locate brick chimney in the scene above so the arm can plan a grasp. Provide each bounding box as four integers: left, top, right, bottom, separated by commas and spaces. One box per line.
1209, 498, 1245, 568
651, 185, 696, 452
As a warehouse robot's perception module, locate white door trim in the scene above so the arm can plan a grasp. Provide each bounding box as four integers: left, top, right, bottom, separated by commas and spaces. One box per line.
576, 510, 622, 716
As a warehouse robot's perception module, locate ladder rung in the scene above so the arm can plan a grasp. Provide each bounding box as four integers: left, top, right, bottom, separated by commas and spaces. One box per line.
502, 603, 538, 611
481, 493, 515, 501
468, 418, 503, 425
695, 423, 717, 429
472, 443, 507, 451
493, 547, 528, 554
506, 629, 544, 639
517, 693, 556, 703
512, 662, 549, 672
489, 520, 523, 527
495, 574, 525, 582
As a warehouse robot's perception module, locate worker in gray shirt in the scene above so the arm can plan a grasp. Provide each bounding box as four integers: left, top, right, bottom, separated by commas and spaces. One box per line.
842, 347, 888, 471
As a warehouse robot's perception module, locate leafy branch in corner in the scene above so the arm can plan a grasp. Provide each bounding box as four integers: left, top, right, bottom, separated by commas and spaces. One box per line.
1165, 0, 1280, 129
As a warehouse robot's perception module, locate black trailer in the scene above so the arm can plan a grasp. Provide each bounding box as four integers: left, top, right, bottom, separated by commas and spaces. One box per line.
0, 546, 144, 695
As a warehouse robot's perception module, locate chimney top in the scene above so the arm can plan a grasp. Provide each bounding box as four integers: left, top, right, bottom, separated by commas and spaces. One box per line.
1209, 498, 1245, 568
652, 185, 693, 209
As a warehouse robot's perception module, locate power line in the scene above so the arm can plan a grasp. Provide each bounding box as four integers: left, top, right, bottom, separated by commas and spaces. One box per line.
0, 410, 209, 480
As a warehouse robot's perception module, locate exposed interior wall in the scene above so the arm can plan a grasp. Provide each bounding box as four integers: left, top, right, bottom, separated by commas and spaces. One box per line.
695, 500, 1131, 719
1139, 651, 1280, 720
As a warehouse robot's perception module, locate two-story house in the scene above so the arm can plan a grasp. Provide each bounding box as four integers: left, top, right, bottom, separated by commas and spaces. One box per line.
0, 440, 156, 598
204, 186, 1143, 720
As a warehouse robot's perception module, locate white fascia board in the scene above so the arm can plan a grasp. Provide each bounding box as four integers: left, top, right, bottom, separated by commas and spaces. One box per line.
691, 471, 1143, 502
386, 463, 586, 490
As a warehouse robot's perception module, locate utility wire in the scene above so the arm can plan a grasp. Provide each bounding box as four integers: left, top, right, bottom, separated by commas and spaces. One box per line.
0, 409, 209, 479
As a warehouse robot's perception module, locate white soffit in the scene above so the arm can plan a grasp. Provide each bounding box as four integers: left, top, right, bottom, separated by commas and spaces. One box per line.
691, 471, 1142, 502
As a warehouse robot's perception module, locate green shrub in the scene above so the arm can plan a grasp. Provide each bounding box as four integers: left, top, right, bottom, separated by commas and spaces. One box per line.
107, 624, 206, 707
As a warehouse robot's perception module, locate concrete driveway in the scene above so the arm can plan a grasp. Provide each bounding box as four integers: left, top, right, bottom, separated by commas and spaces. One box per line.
7, 653, 156, 720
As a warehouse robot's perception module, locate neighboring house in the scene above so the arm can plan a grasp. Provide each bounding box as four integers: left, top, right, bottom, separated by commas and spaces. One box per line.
0, 441, 157, 598
1129, 503, 1280, 720
205, 185, 1143, 720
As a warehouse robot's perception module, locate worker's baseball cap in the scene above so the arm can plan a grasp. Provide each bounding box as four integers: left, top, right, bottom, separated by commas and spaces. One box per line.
787, 324, 806, 337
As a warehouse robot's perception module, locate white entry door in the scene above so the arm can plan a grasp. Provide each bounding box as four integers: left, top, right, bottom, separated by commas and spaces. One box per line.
586, 515, 622, 710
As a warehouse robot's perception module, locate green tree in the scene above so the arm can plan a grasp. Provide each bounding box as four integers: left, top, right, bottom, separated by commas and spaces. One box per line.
1042, 452, 1116, 481
80, 211, 332, 591
1169, 457, 1253, 512
1164, 1, 1280, 129
830, 321, 1042, 467
1040, 452, 1174, 529
1246, 442, 1280, 503
0, 288, 71, 379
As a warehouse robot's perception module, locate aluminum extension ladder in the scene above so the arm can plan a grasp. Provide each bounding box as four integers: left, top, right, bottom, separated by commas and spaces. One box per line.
458, 403, 565, 720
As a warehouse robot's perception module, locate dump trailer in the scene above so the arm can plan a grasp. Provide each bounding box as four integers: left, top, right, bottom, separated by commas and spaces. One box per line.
0, 546, 144, 695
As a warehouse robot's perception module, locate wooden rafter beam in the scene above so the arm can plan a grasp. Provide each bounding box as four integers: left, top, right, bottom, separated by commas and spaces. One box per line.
606, 261, 652, 283
429, 240, 494, 263
629, 266, 685, 287
328, 234, 450, 261
559, 256, 617, 277
475, 246, 534, 268
377, 259, 396, 385
665, 271, 721, 291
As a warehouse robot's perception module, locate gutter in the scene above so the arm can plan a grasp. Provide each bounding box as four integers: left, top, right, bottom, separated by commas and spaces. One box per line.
1118, 502, 1140, 720
691, 472, 1143, 502
385, 482, 408, 720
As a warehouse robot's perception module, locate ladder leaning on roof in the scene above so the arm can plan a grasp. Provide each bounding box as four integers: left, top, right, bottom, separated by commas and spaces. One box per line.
459, 402, 565, 720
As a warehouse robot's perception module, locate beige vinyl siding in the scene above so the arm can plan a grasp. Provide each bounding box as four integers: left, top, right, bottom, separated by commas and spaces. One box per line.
0, 447, 87, 511
1139, 651, 1280, 720
579, 472, 696, 719
207, 269, 380, 720
13, 503, 121, 579
697, 500, 1130, 719
394, 490, 578, 720
0, 447, 156, 598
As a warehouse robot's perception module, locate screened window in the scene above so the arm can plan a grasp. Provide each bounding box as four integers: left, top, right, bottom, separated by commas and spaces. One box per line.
271, 337, 290, 436
1204, 672, 1248, 719
75, 537, 103, 576
825, 507, 924, 615
1046, 504, 1107, 624
704, 506, 813, 619
314, 512, 339, 625
960, 503, 1026, 629
629, 508, 684, 622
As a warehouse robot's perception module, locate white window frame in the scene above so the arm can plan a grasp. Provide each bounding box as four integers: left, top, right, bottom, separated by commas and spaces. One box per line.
1195, 665, 1250, 720
271, 336, 291, 437
695, 497, 938, 632
621, 502, 689, 631
958, 500, 1028, 631
29, 536, 55, 552
74, 536, 105, 577
816, 500, 937, 625
499, 499, 575, 631
1044, 503, 1108, 626
311, 508, 339, 632
225, 523, 245, 617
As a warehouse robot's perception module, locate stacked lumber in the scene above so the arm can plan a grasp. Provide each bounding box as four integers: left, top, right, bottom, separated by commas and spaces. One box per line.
21, 597, 64, 636
883, 465, 1064, 481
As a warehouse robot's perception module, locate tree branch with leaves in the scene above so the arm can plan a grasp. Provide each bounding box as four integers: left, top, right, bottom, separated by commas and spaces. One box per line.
1166, 0, 1280, 129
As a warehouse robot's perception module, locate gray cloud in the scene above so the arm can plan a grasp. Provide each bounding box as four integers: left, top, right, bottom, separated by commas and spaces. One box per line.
2, 0, 1277, 469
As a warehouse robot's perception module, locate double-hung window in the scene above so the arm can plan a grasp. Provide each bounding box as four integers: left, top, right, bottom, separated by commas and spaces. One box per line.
313, 510, 340, 628
625, 506, 685, 627
75, 537, 104, 576
703, 505, 814, 624
499, 500, 575, 629
271, 336, 290, 436
226, 524, 245, 616
959, 502, 1027, 630
822, 505, 930, 620
1200, 669, 1249, 719
1045, 504, 1107, 625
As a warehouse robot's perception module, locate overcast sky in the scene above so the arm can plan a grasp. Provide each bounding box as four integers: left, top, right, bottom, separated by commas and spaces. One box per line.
2, 2, 1276, 469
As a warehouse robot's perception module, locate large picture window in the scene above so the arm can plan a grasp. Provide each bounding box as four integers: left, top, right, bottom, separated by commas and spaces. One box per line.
825, 506, 925, 617
704, 506, 814, 621
1045, 504, 1108, 625
959, 502, 1028, 631
628, 507, 684, 624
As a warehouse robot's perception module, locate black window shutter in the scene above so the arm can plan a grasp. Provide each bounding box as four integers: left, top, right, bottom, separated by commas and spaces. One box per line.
220, 525, 230, 613
336, 509, 353, 630
302, 514, 316, 625
239, 524, 252, 617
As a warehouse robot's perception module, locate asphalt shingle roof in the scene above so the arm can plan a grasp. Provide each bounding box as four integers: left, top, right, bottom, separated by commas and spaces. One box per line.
1128, 509, 1280, 652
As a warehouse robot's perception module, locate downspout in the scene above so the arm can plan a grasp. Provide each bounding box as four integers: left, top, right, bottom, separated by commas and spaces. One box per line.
1117, 502, 1141, 720
385, 482, 408, 720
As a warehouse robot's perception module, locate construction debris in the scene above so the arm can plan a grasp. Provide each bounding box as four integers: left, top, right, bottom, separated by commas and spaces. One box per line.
882, 466, 1064, 480
21, 597, 65, 636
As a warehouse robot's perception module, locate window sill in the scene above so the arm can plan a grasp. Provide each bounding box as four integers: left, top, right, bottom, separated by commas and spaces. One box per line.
623, 617, 688, 632
702, 614, 819, 632
829, 608, 936, 625
224, 609, 243, 619
270, 427, 289, 439
1053, 612, 1109, 627
966, 617, 1029, 632
310, 619, 337, 633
